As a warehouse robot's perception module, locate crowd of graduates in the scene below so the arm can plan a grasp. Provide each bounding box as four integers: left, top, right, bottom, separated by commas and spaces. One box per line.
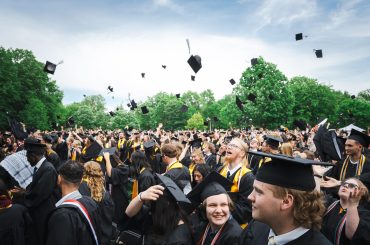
0, 121, 370, 245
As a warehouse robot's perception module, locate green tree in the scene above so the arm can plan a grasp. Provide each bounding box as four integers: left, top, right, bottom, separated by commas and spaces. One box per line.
186, 112, 205, 130
357, 89, 370, 101
235, 57, 294, 128
19, 98, 49, 130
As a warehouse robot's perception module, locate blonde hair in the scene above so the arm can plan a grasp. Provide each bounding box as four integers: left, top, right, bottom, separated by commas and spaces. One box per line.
84, 161, 105, 202
191, 148, 205, 164
271, 186, 325, 230
280, 143, 293, 156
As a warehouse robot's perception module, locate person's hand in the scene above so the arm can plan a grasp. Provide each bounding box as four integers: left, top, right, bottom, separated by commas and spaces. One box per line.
345, 187, 364, 207
10, 186, 25, 194
140, 185, 164, 201
320, 176, 341, 188
103, 152, 110, 161
312, 165, 328, 176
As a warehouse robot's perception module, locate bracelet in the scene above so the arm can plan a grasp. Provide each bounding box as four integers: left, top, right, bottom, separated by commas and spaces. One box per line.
314, 174, 322, 178
138, 192, 144, 203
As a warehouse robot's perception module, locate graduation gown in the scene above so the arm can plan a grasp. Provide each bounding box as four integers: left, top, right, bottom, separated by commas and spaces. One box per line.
205, 153, 217, 169
164, 162, 191, 192
45, 196, 102, 245
0, 204, 33, 245
194, 217, 242, 245
138, 168, 156, 193
24, 159, 59, 244
239, 220, 332, 245
106, 165, 130, 229
147, 223, 193, 245
325, 155, 370, 181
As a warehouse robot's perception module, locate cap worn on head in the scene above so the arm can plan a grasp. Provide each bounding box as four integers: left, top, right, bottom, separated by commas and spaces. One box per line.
348, 129, 370, 147
264, 135, 283, 149
25, 137, 46, 154
249, 151, 333, 191
187, 55, 202, 73
43, 61, 57, 74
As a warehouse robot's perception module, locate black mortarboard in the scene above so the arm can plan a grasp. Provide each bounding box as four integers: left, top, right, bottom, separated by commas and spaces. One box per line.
83, 94, 86, 97
42, 134, 54, 144
43, 61, 57, 74
247, 93, 256, 102
213, 117, 219, 122
236, 96, 244, 111
81, 141, 103, 163
321, 130, 345, 161
313, 125, 326, 160
204, 121, 209, 126
67, 116, 75, 126
268, 94, 274, 100
189, 138, 202, 148
293, 119, 307, 130
99, 147, 117, 156
141, 106, 149, 114
162, 65, 167, 69
187, 55, 202, 73
187, 171, 232, 204
264, 135, 283, 148
180, 104, 188, 113
229, 79, 236, 85
295, 33, 303, 41
314, 49, 323, 58
109, 111, 116, 117
251, 58, 258, 66
131, 100, 138, 109
24, 137, 46, 154
348, 129, 370, 147
155, 173, 191, 204
107, 85, 114, 93
144, 140, 156, 149
141, 73, 145, 78
351, 95, 356, 99
127, 103, 131, 108
249, 151, 333, 191
7, 118, 28, 140
176, 93, 180, 99
191, 75, 195, 81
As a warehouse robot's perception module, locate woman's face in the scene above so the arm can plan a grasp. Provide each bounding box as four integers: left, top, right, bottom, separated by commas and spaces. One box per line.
339, 178, 360, 200
205, 194, 230, 229
192, 153, 202, 163
193, 170, 203, 184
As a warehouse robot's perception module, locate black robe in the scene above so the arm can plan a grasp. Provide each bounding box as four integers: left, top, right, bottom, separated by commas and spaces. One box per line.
147, 223, 193, 245
325, 155, 370, 181
194, 217, 242, 245
239, 220, 332, 245
138, 168, 156, 193
24, 159, 59, 244
0, 204, 33, 245
205, 153, 217, 169
164, 165, 191, 192
106, 165, 130, 229
45, 196, 102, 245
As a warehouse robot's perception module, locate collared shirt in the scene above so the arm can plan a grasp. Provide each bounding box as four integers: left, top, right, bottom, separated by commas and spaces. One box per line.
34, 157, 46, 173
55, 190, 82, 207
268, 227, 309, 245
227, 163, 242, 177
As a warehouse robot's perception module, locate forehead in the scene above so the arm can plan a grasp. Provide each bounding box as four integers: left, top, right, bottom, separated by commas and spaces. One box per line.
345, 139, 359, 146
206, 193, 228, 203
344, 178, 358, 185
253, 180, 275, 193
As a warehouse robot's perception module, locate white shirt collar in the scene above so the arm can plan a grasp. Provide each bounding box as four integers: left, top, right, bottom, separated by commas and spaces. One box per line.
34, 157, 46, 171
227, 163, 242, 176
55, 190, 82, 207
269, 227, 309, 245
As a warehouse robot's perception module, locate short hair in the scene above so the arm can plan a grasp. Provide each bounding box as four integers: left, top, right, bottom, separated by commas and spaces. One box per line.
203, 142, 216, 154
202, 193, 235, 212
270, 186, 325, 230
59, 160, 84, 184
161, 143, 178, 158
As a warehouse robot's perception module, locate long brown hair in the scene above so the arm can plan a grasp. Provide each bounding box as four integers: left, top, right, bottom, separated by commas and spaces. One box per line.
84, 161, 105, 202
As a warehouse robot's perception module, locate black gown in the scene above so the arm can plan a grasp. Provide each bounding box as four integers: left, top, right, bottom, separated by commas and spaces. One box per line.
322, 199, 370, 245
147, 223, 193, 245
164, 164, 191, 192
0, 204, 33, 245
138, 168, 156, 193
194, 217, 242, 245
239, 220, 332, 245
106, 164, 130, 230
325, 156, 370, 181
45, 196, 102, 245
24, 159, 59, 245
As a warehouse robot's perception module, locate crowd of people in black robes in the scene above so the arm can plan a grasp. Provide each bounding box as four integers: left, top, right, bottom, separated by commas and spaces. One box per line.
1, 121, 370, 245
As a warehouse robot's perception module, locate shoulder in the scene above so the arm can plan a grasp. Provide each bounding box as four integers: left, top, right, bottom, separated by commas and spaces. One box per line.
291, 229, 332, 245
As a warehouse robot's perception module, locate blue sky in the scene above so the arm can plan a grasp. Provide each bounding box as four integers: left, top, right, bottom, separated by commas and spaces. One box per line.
1, 0, 370, 110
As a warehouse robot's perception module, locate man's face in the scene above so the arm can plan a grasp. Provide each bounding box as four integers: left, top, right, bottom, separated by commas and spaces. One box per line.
225, 139, 244, 162
119, 133, 124, 139
205, 193, 230, 229
345, 139, 361, 156
26, 151, 39, 166
248, 180, 282, 225
250, 139, 258, 149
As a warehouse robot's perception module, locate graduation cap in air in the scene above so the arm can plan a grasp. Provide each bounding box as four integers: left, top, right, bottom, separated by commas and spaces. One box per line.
176, 93, 181, 99
348, 129, 370, 147
351, 95, 356, 99
251, 58, 258, 66
213, 116, 219, 122
187, 171, 232, 209
187, 55, 202, 73
249, 151, 333, 191
155, 173, 191, 205
141, 73, 145, 78
263, 135, 283, 149
314, 49, 323, 58
162, 65, 167, 69
204, 121, 209, 126
236, 96, 244, 111
268, 94, 274, 101
295, 33, 303, 41
109, 111, 116, 117
180, 104, 189, 113
191, 75, 196, 81
83, 94, 87, 97
130, 100, 138, 109
229, 79, 236, 85
247, 93, 256, 103
7, 118, 28, 140
67, 116, 75, 126
107, 85, 114, 93
43, 61, 57, 74
141, 106, 149, 114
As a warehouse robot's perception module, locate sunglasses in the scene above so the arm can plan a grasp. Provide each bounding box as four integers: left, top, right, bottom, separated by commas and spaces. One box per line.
341, 182, 359, 189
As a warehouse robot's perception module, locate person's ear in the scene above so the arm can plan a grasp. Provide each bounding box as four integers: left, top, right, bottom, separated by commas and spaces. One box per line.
281, 194, 294, 211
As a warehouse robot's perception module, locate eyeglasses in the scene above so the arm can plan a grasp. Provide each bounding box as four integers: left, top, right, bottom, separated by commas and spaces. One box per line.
227, 143, 242, 150
341, 182, 359, 189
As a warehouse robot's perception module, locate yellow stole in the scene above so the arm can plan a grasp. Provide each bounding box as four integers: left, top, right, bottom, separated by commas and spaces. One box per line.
219, 164, 251, 193
82, 146, 87, 155
118, 139, 125, 149
340, 155, 366, 181
71, 150, 77, 161
131, 168, 146, 200
189, 163, 197, 175
166, 161, 183, 172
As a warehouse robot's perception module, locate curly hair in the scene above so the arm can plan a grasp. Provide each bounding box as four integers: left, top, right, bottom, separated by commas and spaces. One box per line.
272, 186, 325, 230
84, 161, 105, 202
